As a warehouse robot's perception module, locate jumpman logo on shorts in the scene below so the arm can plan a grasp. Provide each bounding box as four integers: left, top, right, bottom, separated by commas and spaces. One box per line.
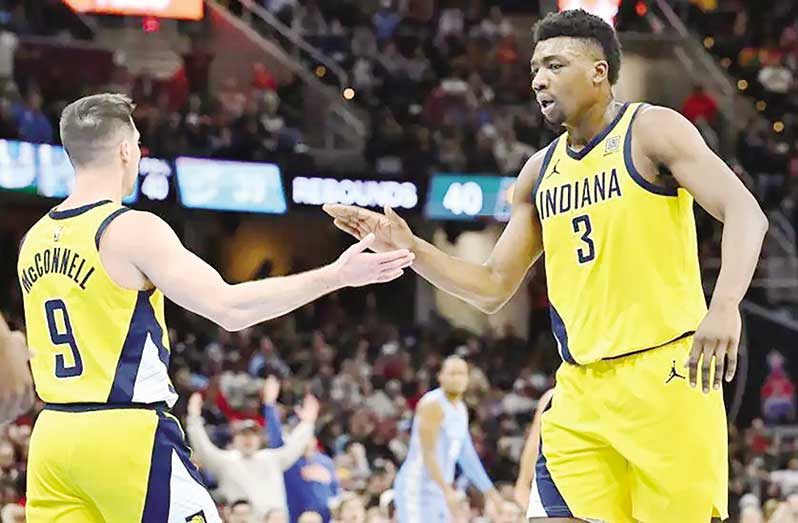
666, 360, 686, 383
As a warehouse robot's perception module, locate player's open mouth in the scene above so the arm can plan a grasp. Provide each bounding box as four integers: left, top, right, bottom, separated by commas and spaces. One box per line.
540, 100, 556, 114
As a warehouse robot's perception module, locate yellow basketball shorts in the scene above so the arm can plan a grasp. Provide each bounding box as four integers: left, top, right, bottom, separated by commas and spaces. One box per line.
526, 336, 728, 523
26, 405, 222, 523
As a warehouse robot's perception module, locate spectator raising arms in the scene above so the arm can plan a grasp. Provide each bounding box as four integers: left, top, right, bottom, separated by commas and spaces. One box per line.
264, 376, 341, 523
186, 390, 319, 520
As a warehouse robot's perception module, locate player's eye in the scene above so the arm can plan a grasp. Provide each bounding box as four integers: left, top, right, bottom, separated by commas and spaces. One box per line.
550, 63, 563, 71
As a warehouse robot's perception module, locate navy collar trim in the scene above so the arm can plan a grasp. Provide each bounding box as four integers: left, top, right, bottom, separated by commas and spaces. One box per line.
565, 102, 629, 160
49, 200, 113, 220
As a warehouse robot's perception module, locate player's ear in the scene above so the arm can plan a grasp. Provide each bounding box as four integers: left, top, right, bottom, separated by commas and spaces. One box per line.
120, 139, 131, 164
592, 60, 609, 85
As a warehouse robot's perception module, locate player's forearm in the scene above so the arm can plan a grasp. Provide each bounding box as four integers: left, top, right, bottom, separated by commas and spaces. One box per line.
411, 237, 514, 314
219, 265, 343, 331
710, 205, 768, 309
515, 431, 537, 491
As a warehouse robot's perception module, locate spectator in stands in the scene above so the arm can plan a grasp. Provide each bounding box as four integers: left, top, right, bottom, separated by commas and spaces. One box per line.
478, 6, 512, 41
293, 0, 327, 36
12, 89, 52, 143
252, 62, 278, 92
336, 492, 366, 523
770, 458, 798, 496
265, 0, 297, 27
250, 336, 291, 378
264, 376, 340, 523
680, 83, 718, 126
266, 508, 290, 523
227, 499, 256, 523
466, 125, 500, 173
0, 29, 17, 80
185, 391, 319, 520
372, 0, 401, 43
299, 512, 324, 523
217, 78, 247, 123
761, 351, 796, 424
437, 8, 464, 41
351, 25, 378, 59
493, 121, 536, 175
0, 95, 17, 139
758, 58, 793, 95
0, 502, 24, 523
377, 41, 408, 81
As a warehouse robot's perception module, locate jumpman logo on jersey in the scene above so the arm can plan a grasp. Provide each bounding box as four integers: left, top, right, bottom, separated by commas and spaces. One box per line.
666, 360, 686, 383
53, 226, 63, 242
546, 160, 561, 179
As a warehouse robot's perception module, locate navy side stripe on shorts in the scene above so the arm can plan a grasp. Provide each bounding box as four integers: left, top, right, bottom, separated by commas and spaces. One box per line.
535, 441, 574, 518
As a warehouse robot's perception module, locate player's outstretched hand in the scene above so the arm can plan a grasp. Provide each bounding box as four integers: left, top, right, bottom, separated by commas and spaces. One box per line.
187, 392, 204, 418
443, 487, 461, 520
262, 375, 281, 406
484, 489, 505, 521
331, 233, 415, 287
0, 313, 34, 424
323, 204, 415, 253
296, 394, 320, 423
513, 482, 530, 512
685, 301, 742, 393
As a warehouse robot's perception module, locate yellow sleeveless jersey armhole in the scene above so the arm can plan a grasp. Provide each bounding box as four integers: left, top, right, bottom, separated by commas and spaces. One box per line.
623, 103, 679, 197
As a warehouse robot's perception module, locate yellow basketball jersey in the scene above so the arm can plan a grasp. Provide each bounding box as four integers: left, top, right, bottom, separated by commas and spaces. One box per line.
18, 200, 177, 406
533, 102, 707, 364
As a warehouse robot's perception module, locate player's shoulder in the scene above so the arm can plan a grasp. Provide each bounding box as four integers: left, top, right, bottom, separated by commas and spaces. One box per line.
99, 208, 175, 251
417, 392, 444, 416
632, 103, 693, 136
631, 103, 701, 156
516, 138, 561, 194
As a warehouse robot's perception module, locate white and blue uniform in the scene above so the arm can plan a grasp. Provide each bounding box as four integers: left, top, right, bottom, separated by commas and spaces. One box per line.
393, 389, 494, 523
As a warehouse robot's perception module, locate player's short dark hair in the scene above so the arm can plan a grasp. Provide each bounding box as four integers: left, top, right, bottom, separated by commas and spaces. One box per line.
59, 93, 136, 167
532, 9, 622, 85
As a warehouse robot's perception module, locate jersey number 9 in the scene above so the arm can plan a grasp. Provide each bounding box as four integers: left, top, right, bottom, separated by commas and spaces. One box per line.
44, 299, 84, 378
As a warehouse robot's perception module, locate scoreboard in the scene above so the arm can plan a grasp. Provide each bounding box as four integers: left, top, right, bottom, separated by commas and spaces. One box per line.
425, 174, 515, 222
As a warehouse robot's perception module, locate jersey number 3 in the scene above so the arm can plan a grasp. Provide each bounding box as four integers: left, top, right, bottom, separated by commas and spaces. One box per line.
45, 299, 84, 378
572, 215, 596, 264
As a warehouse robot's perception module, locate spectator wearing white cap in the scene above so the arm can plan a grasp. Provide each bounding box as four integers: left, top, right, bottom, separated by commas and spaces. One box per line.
186, 392, 318, 519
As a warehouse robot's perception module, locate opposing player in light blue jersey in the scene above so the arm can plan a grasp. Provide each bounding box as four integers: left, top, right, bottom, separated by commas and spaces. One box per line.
393, 356, 503, 523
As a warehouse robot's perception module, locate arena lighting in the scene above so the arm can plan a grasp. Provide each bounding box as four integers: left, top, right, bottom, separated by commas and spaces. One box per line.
756, 100, 767, 112
773, 121, 785, 133
557, 0, 621, 25
703, 36, 715, 49
142, 16, 160, 33
720, 57, 732, 68
61, 0, 203, 20
315, 65, 327, 78
343, 88, 355, 100
737, 79, 748, 91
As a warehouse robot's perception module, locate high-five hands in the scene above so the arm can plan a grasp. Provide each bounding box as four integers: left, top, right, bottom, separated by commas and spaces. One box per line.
324, 204, 415, 253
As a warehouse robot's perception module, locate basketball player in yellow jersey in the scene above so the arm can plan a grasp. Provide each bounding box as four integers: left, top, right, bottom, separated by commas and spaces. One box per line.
12, 93, 415, 523
325, 9, 768, 523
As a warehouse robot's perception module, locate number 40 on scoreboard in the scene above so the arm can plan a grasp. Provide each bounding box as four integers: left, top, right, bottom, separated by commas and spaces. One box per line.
425, 174, 515, 222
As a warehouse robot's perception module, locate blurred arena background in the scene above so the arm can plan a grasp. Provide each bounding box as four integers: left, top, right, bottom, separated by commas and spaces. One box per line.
0, 0, 797, 521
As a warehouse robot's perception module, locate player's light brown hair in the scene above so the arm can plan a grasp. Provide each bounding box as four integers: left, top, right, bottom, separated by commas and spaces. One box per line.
59, 93, 136, 168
